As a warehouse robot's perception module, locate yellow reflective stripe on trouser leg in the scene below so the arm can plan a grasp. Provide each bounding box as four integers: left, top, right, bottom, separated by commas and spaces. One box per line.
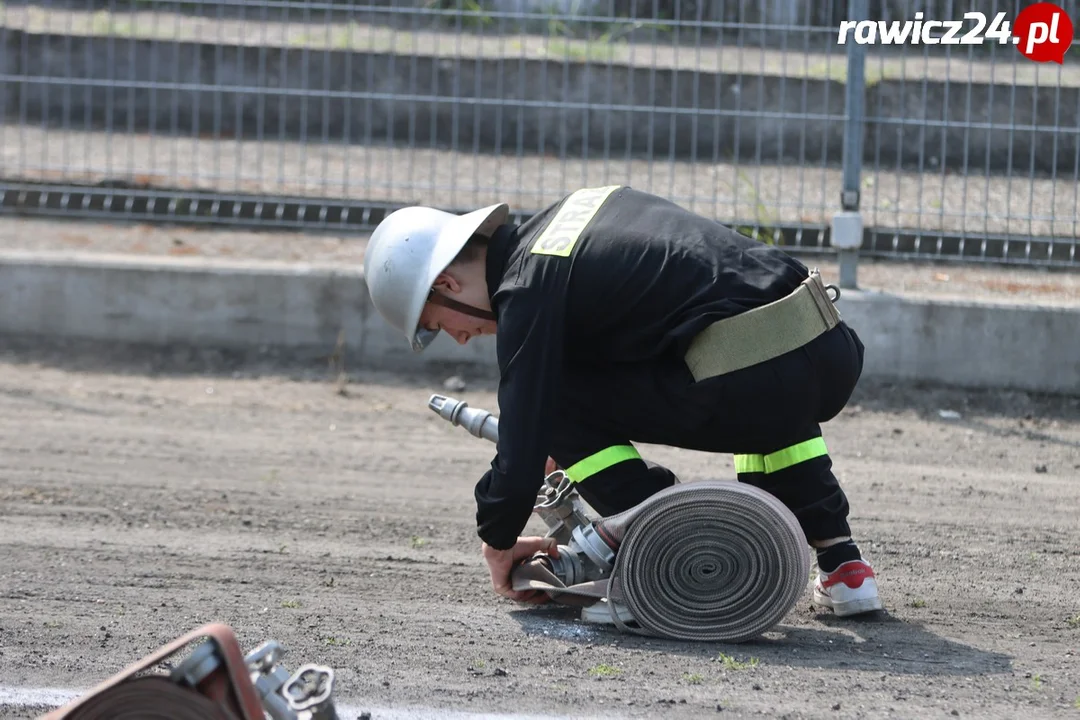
764, 437, 828, 473
735, 437, 829, 475
564, 445, 642, 483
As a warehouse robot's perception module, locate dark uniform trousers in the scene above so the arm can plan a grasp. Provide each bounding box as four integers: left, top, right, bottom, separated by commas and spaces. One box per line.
547, 321, 865, 544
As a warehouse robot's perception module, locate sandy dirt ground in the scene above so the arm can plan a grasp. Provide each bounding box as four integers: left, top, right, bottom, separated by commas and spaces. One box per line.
0, 337, 1078, 719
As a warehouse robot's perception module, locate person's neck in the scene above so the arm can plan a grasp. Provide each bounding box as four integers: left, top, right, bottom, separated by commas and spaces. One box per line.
460, 258, 491, 310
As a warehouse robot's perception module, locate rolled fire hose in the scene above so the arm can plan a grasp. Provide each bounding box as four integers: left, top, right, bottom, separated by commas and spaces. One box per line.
429, 394, 812, 644
512, 480, 812, 644
60, 676, 239, 720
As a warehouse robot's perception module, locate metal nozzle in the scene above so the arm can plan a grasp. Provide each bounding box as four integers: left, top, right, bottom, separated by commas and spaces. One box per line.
428, 394, 500, 444
427, 394, 600, 550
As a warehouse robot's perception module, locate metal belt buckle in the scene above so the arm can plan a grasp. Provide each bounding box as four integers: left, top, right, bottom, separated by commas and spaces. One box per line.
810, 267, 842, 303
807, 268, 843, 326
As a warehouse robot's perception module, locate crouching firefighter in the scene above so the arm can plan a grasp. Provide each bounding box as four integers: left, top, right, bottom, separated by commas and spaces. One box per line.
362, 186, 884, 620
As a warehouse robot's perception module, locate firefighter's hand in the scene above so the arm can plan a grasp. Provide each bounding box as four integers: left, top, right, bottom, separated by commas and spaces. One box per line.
482, 536, 559, 604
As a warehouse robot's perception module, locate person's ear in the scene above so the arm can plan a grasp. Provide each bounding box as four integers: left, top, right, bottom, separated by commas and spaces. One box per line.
432, 271, 462, 295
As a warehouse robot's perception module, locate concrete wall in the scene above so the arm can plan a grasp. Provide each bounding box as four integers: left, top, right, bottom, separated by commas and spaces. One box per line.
0, 250, 495, 369
4, 30, 1075, 174
837, 291, 1080, 393
1, 250, 1077, 394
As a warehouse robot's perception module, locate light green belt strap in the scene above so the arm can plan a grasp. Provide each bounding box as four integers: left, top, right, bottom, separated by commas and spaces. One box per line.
684, 270, 842, 381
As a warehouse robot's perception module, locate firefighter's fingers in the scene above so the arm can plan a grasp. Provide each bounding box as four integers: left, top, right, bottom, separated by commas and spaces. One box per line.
512, 536, 559, 562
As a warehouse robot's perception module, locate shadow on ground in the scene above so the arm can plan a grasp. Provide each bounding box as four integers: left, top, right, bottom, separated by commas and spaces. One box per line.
509, 606, 1013, 678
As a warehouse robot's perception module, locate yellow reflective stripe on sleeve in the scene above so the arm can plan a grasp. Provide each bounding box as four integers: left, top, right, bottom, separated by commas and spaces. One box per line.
763, 437, 829, 474
529, 185, 622, 257
734, 454, 765, 474
565, 445, 642, 483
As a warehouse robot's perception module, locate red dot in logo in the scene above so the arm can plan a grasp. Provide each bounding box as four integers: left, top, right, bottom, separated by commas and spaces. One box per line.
1013, 2, 1074, 63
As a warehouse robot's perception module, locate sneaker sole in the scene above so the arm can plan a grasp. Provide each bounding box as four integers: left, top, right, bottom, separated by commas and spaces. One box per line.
814, 593, 884, 617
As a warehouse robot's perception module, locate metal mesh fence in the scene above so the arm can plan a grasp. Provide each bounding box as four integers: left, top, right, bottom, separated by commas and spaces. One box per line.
0, 0, 1077, 267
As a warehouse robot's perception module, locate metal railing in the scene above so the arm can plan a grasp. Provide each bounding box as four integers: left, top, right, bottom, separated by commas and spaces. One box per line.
1, 0, 1077, 271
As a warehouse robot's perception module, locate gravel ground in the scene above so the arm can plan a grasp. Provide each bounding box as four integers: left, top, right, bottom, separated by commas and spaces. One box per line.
0, 339, 1078, 719
5, 125, 1078, 240
1, 216, 1078, 305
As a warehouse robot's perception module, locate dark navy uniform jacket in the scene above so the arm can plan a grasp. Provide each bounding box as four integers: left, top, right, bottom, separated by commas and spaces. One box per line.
475, 186, 811, 550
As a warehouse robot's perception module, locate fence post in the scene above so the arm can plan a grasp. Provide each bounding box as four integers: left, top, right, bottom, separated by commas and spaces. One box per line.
832, 0, 868, 290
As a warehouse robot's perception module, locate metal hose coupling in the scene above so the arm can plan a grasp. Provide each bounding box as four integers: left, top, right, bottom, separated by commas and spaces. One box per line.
42, 623, 340, 720
172, 636, 338, 720
428, 394, 499, 443
535, 523, 618, 587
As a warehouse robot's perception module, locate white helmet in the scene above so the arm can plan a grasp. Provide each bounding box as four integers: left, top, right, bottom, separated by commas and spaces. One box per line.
363, 202, 510, 352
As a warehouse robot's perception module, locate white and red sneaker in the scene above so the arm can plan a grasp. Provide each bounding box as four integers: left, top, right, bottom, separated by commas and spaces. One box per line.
813, 559, 884, 616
